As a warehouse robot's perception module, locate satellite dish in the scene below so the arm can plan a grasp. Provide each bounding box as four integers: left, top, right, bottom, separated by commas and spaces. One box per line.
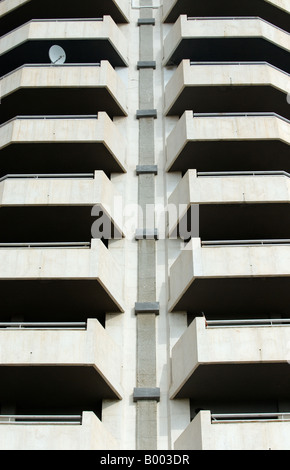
49, 45, 66, 64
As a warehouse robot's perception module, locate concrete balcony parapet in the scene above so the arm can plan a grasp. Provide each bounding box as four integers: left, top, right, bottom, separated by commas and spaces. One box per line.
164, 59, 290, 117
169, 237, 290, 315
163, 0, 290, 28
0, 236, 123, 291
0, 0, 129, 25
0, 16, 128, 74
0, 61, 128, 121
0, 170, 124, 237
163, 15, 290, 69
166, 111, 290, 172
0, 318, 123, 399
0, 112, 127, 174
170, 316, 290, 399
174, 410, 290, 450
168, 169, 290, 237
0, 411, 119, 450
0, 238, 125, 315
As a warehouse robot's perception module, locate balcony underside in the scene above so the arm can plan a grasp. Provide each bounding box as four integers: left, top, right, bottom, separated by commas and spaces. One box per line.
0, 0, 128, 36
0, 279, 122, 324
174, 363, 290, 407
166, 38, 290, 74
167, 140, 290, 174
166, 85, 289, 120
177, 203, 290, 241
163, 0, 290, 32
172, 276, 290, 319
0, 142, 124, 176
0, 38, 127, 76
1, 87, 126, 125
0, 365, 118, 417
0, 206, 121, 243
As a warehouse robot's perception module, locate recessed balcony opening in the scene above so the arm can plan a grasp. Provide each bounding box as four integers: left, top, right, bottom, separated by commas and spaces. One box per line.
0, 142, 124, 177
0, 278, 124, 325
0, 365, 119, 420
166, 84, 290, 120
0, 206, 121, 246
185, 363, 290, 419
166, 37, 290, 74
0, 81, 127, 124
173, 276, 290, 321
0, 37, 127, 76
163, 0, 290, 32
176, 203, 290, 242
0, 0, 128, 36
168, 140, 290, 174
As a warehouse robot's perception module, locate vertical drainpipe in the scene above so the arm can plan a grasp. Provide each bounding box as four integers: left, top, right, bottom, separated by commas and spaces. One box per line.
134, 0, 160, 451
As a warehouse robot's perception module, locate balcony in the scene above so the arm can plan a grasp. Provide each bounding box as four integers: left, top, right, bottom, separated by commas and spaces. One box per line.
0, 113, 126, 175
170, 316, 290, 404
174, 410, 290, 450
0, 0, 129, 36
0, 412, 118, 450
0, 318, 122, 419
0, 61, 127, 124
168, 238, 290, 318
168, 169, 290, 241
0, 16, 128, 76
164, 60, 290, 119
0, 239, 124, 323
163, 16, 290, 73
0, 171, 123, 242
162, 0, 290, 32
166, 111, 290, 173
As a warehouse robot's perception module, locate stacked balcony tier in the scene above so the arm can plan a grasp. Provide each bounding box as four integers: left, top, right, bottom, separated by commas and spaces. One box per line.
162, 0, 290, 32
0, 412, 119, 450
0, 238, 124, 324
166, 111, 290, 173
169, 238, 290, 319
0, 317, 123, 449
0, 0, 129, 37
0, 318, 123, 405
0, 16, 128, 76
0, 171, 123, 242
175, 410, 290, 450
168, 170, 290, 241
171, 316, 290, 402
0, 113, 126, 175
164, 60, 290, 119
172, 318, 290, 450
0, 61, 127, 124
163, 16, 290, 73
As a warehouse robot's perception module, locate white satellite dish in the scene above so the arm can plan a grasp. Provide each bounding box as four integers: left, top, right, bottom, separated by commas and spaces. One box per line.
49, 45, 66, 64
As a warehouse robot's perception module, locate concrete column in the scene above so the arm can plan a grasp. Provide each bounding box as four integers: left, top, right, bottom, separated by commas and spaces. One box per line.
135, 0, 159, 451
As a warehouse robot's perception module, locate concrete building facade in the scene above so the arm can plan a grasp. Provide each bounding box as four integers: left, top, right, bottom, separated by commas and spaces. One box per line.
0, 0, 289, 450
